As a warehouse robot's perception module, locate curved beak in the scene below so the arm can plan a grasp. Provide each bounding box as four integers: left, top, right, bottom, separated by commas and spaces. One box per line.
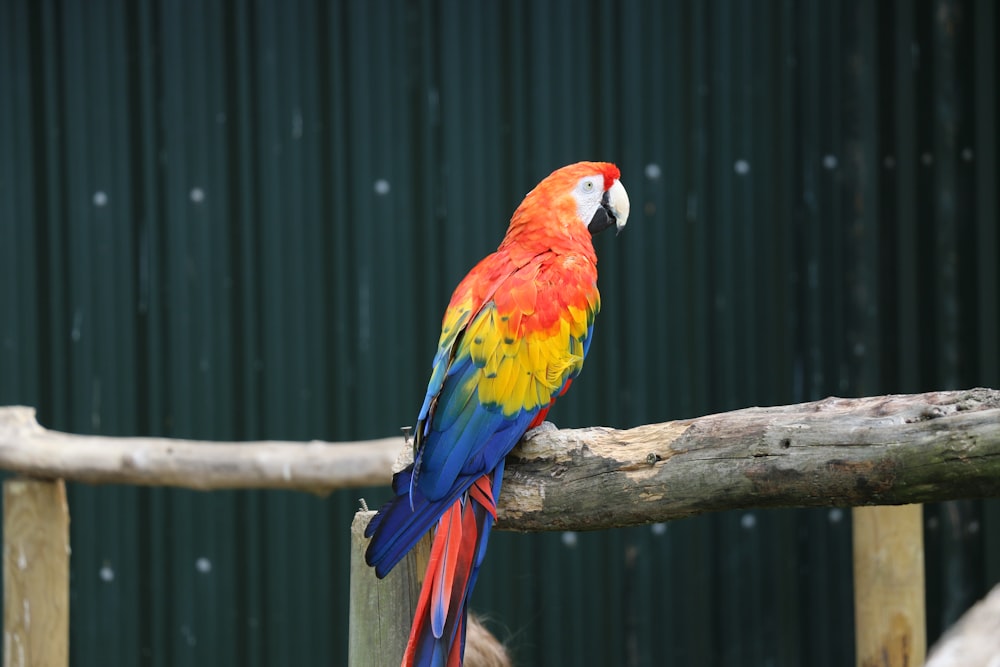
588, 179, 631, 236
606, 179, 630, 235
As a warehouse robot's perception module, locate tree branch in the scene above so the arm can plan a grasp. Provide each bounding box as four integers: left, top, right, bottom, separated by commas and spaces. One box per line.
926, 583, 1000, 667
1, 389, 998, 530
497, 388, 1000, 530
0, 406, 401, 494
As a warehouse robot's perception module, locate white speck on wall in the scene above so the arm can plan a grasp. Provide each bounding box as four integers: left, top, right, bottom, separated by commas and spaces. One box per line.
644, 163, 661, 180
180, 625, 197, 647
196, 557, 212, 574
822, 154, 838, 170
99, 564, 115, 582
740, 512, 757, 529
828, 508, 844, 523
561, 531, 578, 548
921, 152, 934, 166
93, 191, 108, 207
961, 147, 974, 161
650, 522, 667, 536
374, 179, 391, 196
734, 159, 750, 175
190, 187, 205, 203
291, 109, 303, 139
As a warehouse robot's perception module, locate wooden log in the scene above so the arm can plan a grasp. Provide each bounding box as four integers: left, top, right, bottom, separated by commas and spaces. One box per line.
852, 505, 926, 667
3, 478, 70, 667
925, 583, 1000, 666
348, 510, 430, 667
0, 406, 400, 494
0, 388, 998, 528
498, 389, 1000, 530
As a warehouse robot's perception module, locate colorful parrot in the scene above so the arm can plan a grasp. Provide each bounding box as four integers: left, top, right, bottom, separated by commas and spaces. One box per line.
365, 161, 630, 667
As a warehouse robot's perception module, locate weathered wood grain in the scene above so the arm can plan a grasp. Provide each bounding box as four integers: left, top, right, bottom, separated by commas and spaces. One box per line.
3, 479, 70, 667
348, 511, 429, 666
0, 406, 399, 494
1, 388, 998, 530
497, 388, 1000, 530
925, 583, 1000, 667
853, 505, 926, 667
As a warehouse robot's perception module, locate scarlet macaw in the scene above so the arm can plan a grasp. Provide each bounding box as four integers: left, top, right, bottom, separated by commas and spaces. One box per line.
366, 162, 630, 666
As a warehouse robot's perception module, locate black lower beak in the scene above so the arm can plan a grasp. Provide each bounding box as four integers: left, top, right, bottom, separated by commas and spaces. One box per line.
588, 192, 617, 235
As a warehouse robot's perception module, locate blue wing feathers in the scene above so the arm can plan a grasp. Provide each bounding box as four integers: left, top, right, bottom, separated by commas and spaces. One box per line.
364, 408, 532, 578
423, 403, 505, 499
365, 466, 469, 578
366, 319, 592, 580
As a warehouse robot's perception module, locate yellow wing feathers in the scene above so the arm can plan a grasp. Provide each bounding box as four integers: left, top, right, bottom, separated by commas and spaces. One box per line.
461, 284, 596, 417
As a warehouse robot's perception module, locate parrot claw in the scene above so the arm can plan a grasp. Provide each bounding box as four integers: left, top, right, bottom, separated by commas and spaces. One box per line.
523, 421, 558, 440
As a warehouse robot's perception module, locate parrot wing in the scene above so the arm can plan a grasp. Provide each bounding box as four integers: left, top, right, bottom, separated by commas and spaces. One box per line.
364, 249, 599, 577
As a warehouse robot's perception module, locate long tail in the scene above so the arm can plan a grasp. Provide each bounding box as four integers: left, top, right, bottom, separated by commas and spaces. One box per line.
402, 463, 504, 667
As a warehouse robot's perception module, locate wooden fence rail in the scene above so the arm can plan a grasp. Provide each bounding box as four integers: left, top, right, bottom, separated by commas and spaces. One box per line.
2, 387, 999, 666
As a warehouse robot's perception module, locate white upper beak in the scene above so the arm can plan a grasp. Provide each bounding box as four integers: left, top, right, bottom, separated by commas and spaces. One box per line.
607, 179, 630, 233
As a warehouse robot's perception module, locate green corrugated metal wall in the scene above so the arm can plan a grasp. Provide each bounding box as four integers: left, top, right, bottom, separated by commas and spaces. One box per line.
1, 0, 997, 664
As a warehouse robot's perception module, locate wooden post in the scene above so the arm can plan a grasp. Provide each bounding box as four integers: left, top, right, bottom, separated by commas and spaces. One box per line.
853, 504, 926, 667
3, 478, 70, 667
349, 510, 430, 667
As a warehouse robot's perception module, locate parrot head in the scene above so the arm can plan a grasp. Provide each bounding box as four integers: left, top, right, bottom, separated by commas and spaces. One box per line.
506, 162, 630, 250
572, 163, 630, 236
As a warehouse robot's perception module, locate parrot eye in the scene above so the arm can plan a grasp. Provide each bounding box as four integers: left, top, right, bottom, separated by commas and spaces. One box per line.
579, 178, 597, 194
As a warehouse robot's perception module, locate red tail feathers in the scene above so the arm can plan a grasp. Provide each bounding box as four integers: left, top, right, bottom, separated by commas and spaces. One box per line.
402, 475, 497, 667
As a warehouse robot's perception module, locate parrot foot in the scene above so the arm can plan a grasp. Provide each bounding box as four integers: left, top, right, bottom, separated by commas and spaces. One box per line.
523, 421, 558, 441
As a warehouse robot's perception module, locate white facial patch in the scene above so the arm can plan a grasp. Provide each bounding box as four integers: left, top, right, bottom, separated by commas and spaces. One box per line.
571, 175, 607, 229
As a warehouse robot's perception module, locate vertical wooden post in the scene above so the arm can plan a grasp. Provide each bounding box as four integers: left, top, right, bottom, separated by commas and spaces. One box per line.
349, 510, 430, 667
3, 478, 70, 667
853, 504, 926, 667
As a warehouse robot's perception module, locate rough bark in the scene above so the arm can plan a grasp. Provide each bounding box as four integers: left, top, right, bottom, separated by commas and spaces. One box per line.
1, 388, 998, 530
496, 388, 1000, 530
